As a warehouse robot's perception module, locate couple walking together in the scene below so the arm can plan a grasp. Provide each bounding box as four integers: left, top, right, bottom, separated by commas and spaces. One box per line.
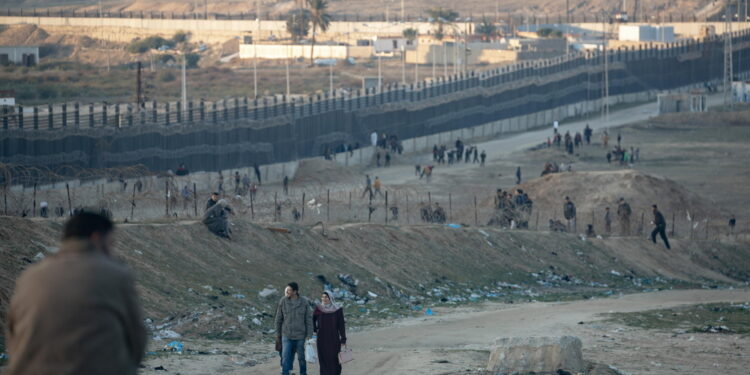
276, 282, 348, 375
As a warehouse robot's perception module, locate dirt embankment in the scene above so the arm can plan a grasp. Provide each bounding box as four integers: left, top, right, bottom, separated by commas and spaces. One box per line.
2, 215, 749, 340
514, 169, 716, 219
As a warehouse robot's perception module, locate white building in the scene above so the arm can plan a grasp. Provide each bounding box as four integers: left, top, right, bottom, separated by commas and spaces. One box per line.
0, 46, 40, 66
619, 25, 674, 43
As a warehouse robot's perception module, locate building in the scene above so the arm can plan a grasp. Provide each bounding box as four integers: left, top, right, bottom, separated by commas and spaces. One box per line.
657, 92, 707, 114
0, 46, 39, 66
732, 81, 750, 103
373, 37, 410, 55
619, 25, 675, 43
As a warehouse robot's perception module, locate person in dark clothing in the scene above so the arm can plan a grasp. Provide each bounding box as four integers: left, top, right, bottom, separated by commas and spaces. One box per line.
376, 151, 381, 167
206, 192, 220, 211
313, 291, 347, 375
234, 171, 241, 194
606, 152, 612, 164
584, 124, 592, 145
175, 163, 189, 176
254, 163, 262, 185
385, 152, 391, 167
202, 199, 233, 239
473, 147, 479, 163
651, 205, 670, 249
729, 215, 737, 234
564, 196, 577, 232
283, 176, 289, 195
480, 150, 486, 166
516, 166, 522, 185
415, 165, 421, 176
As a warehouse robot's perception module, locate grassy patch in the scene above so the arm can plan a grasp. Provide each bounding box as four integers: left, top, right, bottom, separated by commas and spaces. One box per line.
604, 302, 750, 334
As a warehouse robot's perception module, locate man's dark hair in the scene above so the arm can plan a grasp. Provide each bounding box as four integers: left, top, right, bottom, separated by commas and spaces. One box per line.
653, 205, 658, 209
288, 282, 299, 292
63, 211, 114, 240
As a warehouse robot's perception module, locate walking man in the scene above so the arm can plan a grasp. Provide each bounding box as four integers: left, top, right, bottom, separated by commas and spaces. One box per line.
564, 196, 577, 232
651, 205, 671, 249
283, 175, 289, 195
617, 197, 632, 235
361, 175, 373, 199
516, 166, 522, 185
275, 282, 313, 375
5, 211, 147, 375
480, 150, 487, 166
729, 215, 736, 235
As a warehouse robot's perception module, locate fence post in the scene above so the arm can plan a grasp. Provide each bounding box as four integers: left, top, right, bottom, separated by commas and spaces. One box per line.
165, 102, 170, 125
152, 100, 158, 123
406, 194, 409, 224
61, 104, 67, 128
348, 190, 352, 220
200, 99, 205, 122
385, 191, 388, 224
102, 104, 108, 127
301, 192, 305, 222
48, 104, 53, 129
33, 106, 38, 129
474, 196, 478, 226
32, 183, 36, 217
368, 193, 373, 222
274, 191, 278, 221
130, 183, 136, 220
89, 103, 94, 127
176, 101, 182, 123
165, 181, 169, 216
66, 183, 72, 216
327, 189, 330, 222
250, 188, 255, 219
74, 102, 80, 127
428, 191, 431, 204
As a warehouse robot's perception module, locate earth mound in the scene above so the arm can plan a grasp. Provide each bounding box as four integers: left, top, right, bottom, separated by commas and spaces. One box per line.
514, 170, 717, 219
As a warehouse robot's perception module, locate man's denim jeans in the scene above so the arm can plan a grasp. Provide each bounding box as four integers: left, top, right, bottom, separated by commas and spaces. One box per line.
281, 336, 307, 375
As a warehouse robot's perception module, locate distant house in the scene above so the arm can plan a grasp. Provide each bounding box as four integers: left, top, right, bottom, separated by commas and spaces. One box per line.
0, 46, 40, 66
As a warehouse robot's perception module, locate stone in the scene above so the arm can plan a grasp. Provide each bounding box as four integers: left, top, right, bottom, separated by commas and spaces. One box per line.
486, 336, 584, 374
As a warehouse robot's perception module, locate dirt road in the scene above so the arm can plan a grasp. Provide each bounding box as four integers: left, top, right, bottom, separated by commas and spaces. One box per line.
245, 289, 750, 375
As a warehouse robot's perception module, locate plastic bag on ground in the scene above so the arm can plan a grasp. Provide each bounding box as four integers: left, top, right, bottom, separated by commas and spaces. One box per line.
305, 338, 318, 363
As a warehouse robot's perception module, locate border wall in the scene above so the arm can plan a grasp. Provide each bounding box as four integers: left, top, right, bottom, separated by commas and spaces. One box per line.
3, 31, 750, 187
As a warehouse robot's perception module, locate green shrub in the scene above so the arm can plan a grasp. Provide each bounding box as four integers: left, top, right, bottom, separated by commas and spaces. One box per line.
159, 70, 176, 82
185, 53, 200, 68
127, 36, 173, 54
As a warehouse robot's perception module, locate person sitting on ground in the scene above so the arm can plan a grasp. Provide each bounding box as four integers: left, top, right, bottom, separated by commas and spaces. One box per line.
202, 199, 234, 239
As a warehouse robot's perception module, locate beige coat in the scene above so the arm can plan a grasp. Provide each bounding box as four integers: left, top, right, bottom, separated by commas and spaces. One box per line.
5, 239, 147, 375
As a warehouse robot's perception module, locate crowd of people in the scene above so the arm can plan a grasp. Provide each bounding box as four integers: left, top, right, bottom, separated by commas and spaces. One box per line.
431, 139, 486, 166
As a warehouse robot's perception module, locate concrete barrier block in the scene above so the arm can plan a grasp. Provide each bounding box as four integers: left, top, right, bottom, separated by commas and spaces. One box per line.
487, 336, 584, 374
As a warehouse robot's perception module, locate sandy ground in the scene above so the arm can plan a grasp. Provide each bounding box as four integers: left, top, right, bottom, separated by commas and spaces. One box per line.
141, 289, 750, 375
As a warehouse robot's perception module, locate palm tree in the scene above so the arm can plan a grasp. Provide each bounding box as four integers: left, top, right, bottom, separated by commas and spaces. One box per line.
426, 7, 458, 41
476, 17, 497, 42
286, 9, 311, 42
402, 27, 418, 45
307, 0, 332, 65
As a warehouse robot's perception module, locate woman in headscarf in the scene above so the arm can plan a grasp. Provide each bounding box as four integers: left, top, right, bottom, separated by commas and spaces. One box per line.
313, 291, 347, 375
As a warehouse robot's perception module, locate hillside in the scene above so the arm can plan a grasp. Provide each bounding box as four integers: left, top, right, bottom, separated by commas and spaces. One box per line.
10, 0, 713, 20
2, 215, 748, 342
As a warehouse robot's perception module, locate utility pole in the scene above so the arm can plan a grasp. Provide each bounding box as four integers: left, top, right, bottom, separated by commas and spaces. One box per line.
181, 54, 187, 108
136, 61, 142, 108
401, 0, 405, 21
602, 13, 610, 123
401, 45, 406, 84
724, 5, 734, 106
329, 63, 334, 94
378, 54, 382, 88
566, 0, 570, 23
286, 56, 291, 97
